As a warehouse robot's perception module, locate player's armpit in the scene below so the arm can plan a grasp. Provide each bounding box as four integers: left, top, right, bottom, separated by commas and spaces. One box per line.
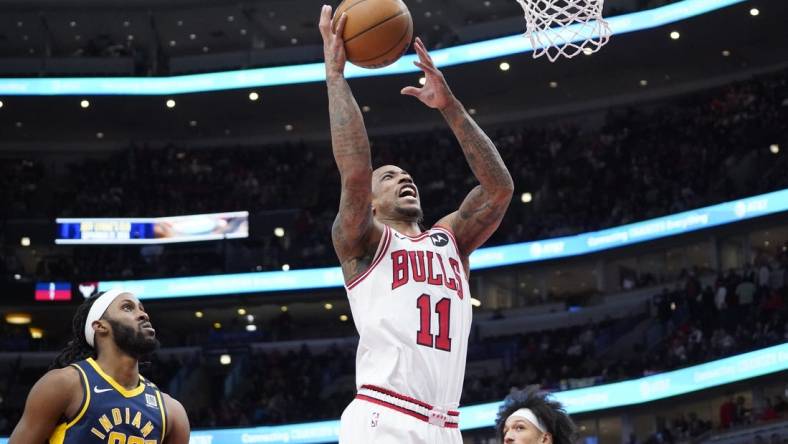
8, 367, 81, 444
163, 394, 191, 444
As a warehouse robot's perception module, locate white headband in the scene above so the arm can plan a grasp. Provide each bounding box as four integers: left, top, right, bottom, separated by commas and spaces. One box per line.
84, 288, 126, 347
508, 408, 547, 434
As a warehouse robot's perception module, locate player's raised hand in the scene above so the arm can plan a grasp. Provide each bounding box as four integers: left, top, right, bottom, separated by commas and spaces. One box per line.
319, 5, 349, 76
401, 37, 454, 110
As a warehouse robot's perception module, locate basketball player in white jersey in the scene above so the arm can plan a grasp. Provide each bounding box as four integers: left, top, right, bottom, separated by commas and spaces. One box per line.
319, 5, 514, 443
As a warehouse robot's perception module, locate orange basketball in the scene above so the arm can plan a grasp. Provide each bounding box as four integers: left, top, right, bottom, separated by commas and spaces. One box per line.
332, 0, 413, 69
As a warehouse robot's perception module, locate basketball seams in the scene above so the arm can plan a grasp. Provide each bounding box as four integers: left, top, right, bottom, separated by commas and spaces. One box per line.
352, 13, 412, 66
344, 10, 408, 43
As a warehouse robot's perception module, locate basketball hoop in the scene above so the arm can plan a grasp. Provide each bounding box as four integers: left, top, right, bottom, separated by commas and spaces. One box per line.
515, 0, 611, 62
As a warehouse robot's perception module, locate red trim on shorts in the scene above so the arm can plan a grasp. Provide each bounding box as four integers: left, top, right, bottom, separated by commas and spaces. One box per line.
346, 226, 392, 290
355, 395, 459, 429
360, 385, 460, 416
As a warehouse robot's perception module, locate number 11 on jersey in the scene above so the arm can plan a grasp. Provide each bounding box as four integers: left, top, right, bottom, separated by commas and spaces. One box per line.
416, 294, 452, 351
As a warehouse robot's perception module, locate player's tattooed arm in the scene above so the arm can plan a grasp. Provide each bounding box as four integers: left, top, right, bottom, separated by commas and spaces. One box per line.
402, 37, 513, 259
319, 5, 382, 278
439, 100, 513, 256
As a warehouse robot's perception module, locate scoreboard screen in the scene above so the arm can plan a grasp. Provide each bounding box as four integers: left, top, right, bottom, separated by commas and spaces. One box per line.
56, 211, 249, 244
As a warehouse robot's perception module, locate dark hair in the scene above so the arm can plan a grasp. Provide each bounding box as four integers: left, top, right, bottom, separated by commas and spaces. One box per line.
495, 387, 578, 444
49, 292, 102, 370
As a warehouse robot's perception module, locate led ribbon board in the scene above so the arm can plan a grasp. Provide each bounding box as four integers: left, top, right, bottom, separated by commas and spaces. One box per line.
2, 343, 784, 444
97, 188, 787, 299
0, 0, 745, 96
56, 211, 249, 244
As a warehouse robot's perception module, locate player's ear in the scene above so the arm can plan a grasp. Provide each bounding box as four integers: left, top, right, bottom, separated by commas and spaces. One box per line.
93, 319, 109, 336
541, 432, 553, 444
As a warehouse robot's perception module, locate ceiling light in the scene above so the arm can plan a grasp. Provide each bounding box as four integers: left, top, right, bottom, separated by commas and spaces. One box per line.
123, 20, 130, 27
282, 264, 290, 271
220, 354, 231, 365
583, 47, 594, 55
419, 77, 426, 86
166, 99, 176, 108
80, 99, 90, 108
189, 33, 196, 40
362, 105, 371, 112
202, 46, 210, 53
195, 311, 204, 318
127, 35, 134, 41
29, 327, 43, 339
96, 132, 104, 139
722, 50, 730, 57
520, 192, 532, 203
291, 38, 299, 45
213, 322, 222, 329
468, 108, 477, 115
280, 306, 288, 312
69, 21, 77, 27
5, 313, 31, 325
245, 324, 257, 332
639, 79, 648, 86
499, 62, 510, 71
549, 81, 558, 88
189, 120, 197, 127
13, 274, 21, 280
340, 314, 349, 322
670, 31, 680, 40
279, 24, 287, 31
273, 227, 285, 237
284, 124, 293, 132
324, 303, 333, 310
0, 100, 3, 108
246, 314, 254, 322
749, 8, 759, 16
20, 237, 30, 246
237, 308, 247, 316
169, 40, 176, 47
471, 298, 481, 307
240, 29, 247, 35
228, 15, 235, 22
249, 91, 259, 101
770, 144, 780, 154
177, 20, 184, 26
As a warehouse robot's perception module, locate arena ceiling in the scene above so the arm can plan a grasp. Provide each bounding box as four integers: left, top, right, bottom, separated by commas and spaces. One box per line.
0, 0, 786, 148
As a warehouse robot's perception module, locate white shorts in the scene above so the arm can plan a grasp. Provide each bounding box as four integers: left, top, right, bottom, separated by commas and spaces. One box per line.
339, 397, 463, 444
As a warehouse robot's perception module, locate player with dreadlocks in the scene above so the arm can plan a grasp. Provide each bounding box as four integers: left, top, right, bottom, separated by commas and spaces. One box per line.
9, 289, 190, 444
496, 387, 578, 444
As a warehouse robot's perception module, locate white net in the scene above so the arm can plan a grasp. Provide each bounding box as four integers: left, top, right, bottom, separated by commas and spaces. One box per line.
516, 0, 611, 62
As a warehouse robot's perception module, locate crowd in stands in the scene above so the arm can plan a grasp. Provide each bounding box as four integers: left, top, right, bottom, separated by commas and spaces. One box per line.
1, 68, 786, 282
0, 251, 785, 433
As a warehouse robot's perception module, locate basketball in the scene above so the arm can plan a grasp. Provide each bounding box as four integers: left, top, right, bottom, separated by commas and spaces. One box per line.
332, 0, 414, 69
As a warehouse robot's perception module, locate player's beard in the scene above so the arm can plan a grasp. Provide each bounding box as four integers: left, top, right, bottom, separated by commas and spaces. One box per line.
395, 204, 423, 224
106, 318, 160, 359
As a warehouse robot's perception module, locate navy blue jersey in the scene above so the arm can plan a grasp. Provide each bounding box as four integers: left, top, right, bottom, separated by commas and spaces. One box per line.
49, 357, 167, 444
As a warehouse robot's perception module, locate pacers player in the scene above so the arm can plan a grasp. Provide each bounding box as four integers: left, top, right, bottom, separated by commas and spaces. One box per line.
9, 289, 190, 443
319, 5, 514, 443
496, 388, 578, 444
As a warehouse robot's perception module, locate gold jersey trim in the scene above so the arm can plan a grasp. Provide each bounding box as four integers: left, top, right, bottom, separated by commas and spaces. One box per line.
49, 364, 91, 444
86, 357, 145, 398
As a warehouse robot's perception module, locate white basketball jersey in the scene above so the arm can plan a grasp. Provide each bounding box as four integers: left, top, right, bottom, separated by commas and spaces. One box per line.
345, 224, 473, 409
